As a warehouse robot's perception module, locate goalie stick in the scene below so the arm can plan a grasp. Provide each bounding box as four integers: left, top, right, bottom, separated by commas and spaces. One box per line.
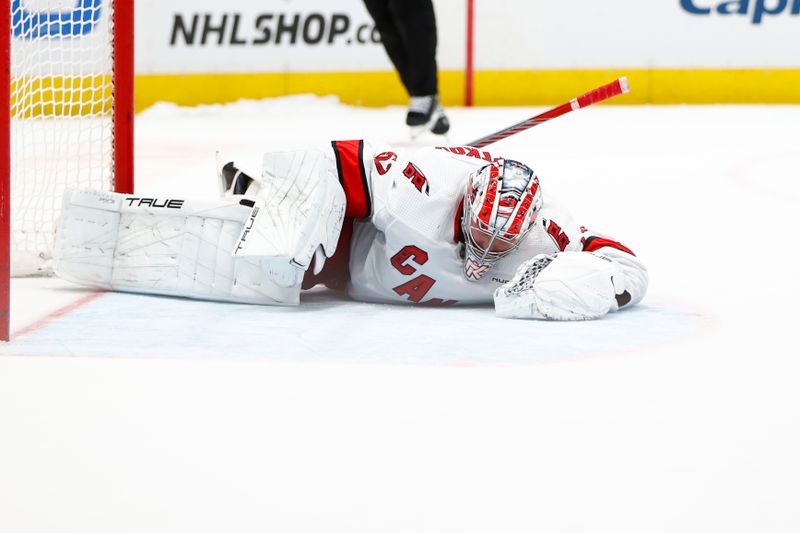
220, 78, 630, 197
466, 77, 630, 149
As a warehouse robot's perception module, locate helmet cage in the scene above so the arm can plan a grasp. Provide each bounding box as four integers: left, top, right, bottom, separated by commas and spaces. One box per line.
463, 195, 536, 265
462, 159, 541, 268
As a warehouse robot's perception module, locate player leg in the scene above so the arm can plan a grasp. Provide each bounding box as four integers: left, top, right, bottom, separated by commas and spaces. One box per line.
363, 0, 414, 93
386, 0, 449, 134
54, 148, 346, 305
53, 189, 302, 305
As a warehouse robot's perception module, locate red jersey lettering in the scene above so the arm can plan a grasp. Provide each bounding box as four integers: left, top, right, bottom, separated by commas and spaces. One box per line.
374, 151, 397, 176
390, 245, 428, 275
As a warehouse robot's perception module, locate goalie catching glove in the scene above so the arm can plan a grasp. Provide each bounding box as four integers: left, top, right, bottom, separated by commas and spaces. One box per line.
494, 251, 636, 320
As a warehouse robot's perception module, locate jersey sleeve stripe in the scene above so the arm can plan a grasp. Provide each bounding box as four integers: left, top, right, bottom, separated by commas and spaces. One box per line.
331, 140, 372, 219
582, 236, 635, 256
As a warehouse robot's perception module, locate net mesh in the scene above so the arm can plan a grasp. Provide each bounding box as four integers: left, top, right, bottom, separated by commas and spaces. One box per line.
10, 0, 116, 276
500, 254, 554, 297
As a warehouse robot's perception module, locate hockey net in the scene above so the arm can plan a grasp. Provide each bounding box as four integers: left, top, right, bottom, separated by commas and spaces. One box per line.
6, 0, 133, 277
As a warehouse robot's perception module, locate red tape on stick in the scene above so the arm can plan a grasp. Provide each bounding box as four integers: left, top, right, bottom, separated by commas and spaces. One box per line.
576, 77, 629, 108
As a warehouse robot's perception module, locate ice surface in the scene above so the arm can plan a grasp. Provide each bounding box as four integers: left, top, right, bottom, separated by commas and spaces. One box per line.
0, 96, 798, 533
0, 290, 700, 364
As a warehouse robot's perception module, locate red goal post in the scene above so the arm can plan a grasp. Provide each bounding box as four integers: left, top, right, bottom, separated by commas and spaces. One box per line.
0, 0, 134, 341
1, 1, 9, 343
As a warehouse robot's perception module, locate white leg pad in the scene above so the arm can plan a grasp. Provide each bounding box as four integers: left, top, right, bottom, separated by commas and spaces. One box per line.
232, 148, 346, 287
53, 189, 302, 305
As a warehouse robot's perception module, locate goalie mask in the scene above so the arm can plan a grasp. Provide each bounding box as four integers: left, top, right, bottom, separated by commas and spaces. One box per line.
462, 159, 542, 281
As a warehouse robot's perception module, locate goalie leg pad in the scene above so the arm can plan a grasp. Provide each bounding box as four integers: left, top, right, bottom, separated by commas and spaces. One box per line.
231, 148, 346, 288
494, 252, 624, 320
53, 189, 302, 305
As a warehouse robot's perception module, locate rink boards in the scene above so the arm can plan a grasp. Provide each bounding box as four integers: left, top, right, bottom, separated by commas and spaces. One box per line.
13, 0, 800, 107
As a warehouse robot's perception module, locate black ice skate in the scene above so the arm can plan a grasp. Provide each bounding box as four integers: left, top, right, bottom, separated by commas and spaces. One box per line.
407, 95, 450, 137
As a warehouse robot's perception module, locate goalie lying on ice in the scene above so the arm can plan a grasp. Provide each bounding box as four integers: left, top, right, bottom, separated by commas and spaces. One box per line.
53, 140, 648, 320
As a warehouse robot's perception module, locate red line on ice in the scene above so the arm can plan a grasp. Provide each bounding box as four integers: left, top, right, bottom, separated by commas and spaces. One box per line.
12, 292, 106, 340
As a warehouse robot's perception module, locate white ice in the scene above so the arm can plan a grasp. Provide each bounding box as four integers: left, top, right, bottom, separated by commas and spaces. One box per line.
1, 96, 799, 533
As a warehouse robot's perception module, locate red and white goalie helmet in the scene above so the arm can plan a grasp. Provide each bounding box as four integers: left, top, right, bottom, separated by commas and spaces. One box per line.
462, 158, 543, 281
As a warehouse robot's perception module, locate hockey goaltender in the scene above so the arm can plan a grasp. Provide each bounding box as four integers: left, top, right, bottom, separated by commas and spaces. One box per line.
53, 140, 647, 320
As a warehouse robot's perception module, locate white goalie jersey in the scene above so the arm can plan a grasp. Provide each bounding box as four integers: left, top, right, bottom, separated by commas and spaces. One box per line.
321, 140, 647, 314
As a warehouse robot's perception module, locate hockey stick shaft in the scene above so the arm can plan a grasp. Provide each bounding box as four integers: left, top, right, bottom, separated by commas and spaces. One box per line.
466, 77, 630, 148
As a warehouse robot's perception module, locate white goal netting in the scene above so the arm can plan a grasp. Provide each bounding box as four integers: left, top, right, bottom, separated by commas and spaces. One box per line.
10, 0, 118, 276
